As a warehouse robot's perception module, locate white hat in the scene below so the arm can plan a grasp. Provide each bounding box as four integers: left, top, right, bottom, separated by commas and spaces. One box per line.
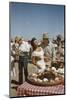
43, 33, 49, 39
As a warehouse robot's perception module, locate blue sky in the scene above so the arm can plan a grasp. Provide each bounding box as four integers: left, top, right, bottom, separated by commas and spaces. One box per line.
10, 2, 64, 40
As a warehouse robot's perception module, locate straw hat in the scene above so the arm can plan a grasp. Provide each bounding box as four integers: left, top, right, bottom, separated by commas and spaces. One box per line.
43, 33, 49, 39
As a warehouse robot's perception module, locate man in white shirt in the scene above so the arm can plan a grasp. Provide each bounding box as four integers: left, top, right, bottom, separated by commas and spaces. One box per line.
18, 37, 30, 84
19, 40, 31, 53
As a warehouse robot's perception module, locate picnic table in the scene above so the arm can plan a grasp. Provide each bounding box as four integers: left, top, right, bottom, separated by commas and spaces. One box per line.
17, 82, 64, 96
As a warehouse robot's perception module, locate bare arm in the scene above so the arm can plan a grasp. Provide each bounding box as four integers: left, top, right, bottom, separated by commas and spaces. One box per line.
32, 56, 41, 68
32, 56, 36, 65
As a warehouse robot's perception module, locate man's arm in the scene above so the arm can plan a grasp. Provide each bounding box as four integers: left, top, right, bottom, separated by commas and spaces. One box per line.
52, 44, 56, 61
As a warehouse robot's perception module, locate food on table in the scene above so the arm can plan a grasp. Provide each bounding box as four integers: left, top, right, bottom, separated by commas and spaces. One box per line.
28, 69, 64, 86
37, 78, 42, 83
50, 79, 55, 83
55, 77, 60, 82
38, 71, 56, 81
43, 78, 48, 82
56, 68, 64, 74
52, 67, 57, 72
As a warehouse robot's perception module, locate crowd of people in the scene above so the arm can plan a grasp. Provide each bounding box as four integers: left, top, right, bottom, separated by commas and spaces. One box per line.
11, 33, 64, 83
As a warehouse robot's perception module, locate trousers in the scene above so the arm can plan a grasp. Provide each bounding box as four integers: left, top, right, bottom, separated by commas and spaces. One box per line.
19, 54, 28, 84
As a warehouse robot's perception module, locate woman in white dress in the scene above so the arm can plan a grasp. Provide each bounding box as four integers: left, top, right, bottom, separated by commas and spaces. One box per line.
31, 38, 46, 73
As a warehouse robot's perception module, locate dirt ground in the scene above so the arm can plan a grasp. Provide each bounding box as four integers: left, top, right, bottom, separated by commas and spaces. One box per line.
10, 62, 36, 97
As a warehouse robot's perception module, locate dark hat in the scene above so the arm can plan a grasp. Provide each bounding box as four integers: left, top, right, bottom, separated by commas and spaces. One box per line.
31, 37, 37, 43
57, 34, 63, 40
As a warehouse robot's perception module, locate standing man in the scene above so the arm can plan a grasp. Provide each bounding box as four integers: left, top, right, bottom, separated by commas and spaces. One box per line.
41, 33, 56, 67
56, 34, 64, 61
56, 35, 64, 68
18, 37, 30, 84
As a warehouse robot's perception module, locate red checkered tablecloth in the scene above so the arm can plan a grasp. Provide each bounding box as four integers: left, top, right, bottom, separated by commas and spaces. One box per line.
17, 82, 64, 96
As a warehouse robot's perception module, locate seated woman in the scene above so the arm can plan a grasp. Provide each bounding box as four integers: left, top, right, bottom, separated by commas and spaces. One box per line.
31, 38, 46, 73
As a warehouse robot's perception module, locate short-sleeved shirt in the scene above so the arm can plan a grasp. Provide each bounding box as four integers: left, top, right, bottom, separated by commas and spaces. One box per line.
42, 41, 56, 61
19, 41, 31, 53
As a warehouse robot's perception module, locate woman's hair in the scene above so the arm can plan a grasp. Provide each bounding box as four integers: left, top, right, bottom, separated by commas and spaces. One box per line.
31, 38, 37, 50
